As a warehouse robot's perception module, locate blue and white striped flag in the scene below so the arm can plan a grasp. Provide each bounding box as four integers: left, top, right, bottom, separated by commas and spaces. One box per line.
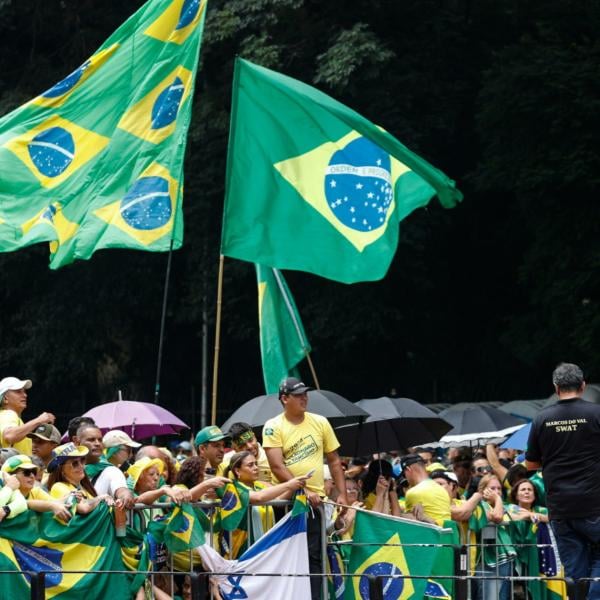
196, 509, 310, 599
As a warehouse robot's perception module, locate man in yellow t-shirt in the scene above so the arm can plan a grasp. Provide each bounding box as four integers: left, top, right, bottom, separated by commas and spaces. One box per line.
0, 377, 55, 456
263, 377, 347, 600
402, 453, 451, 526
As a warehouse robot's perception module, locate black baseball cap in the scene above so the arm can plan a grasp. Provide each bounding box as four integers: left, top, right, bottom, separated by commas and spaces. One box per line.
399, 453, 425, 474
278, 377, 312, 398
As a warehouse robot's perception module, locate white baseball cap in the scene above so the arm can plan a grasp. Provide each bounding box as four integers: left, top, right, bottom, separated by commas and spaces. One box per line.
102, 429, 141, 449
0, 377, 32, 398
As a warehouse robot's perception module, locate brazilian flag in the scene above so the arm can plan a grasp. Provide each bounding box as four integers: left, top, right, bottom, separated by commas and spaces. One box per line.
221, 58, 462, 284
0, 503, 133, 599
0, 0, 207, 268
346, 508, 452, 600
257, 264, 311, 394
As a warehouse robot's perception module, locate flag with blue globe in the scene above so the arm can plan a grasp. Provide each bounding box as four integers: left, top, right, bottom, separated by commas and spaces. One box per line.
222, 58, 462, 284
0, 0, 207, 268
325, 137, 394, 233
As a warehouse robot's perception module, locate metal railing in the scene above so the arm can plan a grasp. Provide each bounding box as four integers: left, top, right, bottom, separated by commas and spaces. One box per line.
2, 500, 595, 599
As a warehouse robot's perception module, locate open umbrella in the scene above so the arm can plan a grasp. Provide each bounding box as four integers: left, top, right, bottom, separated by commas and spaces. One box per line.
499, 399, 546, 421
82, 400, 189, 440
544, 383, 600, 408
500, 423, 531, 450
220, 389, 368, 435
334, 397, 453, 456
437, 403, 524, 447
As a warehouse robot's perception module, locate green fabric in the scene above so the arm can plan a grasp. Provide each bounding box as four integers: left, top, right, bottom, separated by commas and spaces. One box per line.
221, 58, 462, 283
256, 264, 311, 393
0, 503, 133, 598
147, 502, 208, 553
468, 502, 517, 567
84, 456, 112, 481
0, 0, 207, 268
507, 506, 562, 600
529, 471, 547, 506
346, 508, 451, 599
429, 519, 459, 598
216, 480, 251, 531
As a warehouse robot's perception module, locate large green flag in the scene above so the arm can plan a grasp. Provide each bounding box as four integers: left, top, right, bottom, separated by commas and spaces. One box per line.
0, 503, 133, 599
346, 508, 452, 599
0, 0, 207, 268
257, 264, 311, 394
221, 58, 463, 284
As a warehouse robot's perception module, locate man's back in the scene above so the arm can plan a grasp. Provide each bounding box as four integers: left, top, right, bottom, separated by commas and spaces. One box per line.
526, 398, 600, 519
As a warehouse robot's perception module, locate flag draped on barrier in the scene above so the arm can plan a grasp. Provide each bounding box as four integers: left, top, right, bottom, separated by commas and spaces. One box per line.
0, 504, 136, 599
0, 0, 206, 268
256, 264, 311, 393
346, 508, 452, 600
197, 506, 311, 600
221, 58, 462, 284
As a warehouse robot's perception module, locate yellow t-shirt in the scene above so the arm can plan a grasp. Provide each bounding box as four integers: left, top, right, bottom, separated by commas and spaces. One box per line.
405, 478, 451, 525
218, 445, 272, 482
262, 411, 339, 496
0, 409, 32, 455
50, 482, 93, 501
27, 486, 54, 501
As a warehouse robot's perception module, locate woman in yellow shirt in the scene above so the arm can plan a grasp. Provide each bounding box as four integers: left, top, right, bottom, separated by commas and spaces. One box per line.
2, 454, 71, 520
223, 451, 307, 558
47, 443, 112, 514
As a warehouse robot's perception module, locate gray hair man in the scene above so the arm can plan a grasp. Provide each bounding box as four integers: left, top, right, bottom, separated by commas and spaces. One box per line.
526, 363, 600, 598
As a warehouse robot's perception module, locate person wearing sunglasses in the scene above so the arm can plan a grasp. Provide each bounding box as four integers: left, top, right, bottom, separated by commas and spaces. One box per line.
47, 443, 113, 514
2, 454, 71, 521
0, 457, 28, 521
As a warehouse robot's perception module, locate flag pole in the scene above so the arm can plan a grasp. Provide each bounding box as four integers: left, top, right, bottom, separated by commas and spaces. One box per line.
305, 351, 320, 390
154, 240, 174, 405
211, 254, 225, 424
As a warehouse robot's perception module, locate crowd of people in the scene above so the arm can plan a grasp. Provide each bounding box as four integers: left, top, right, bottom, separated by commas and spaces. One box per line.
0, 365, 594, 599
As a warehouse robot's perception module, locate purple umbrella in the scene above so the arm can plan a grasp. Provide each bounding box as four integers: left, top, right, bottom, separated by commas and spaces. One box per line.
81, 400, 189, 440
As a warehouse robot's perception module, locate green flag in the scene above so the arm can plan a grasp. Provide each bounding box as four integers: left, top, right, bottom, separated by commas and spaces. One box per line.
346, 508, 452, 599
0, 503, 133, 598
221, 58, 462, 284
147, 502, 209, 553
257, 264, 311, 394
0, 0, 207, 268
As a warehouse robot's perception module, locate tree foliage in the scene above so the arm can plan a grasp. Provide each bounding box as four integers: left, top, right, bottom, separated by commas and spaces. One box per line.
0, 0, 598, 426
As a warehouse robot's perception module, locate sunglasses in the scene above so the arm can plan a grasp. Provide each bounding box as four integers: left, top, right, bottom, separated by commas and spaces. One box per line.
17, 468, 38, 477
475, 466, 493, 474
66, 458, 84, 467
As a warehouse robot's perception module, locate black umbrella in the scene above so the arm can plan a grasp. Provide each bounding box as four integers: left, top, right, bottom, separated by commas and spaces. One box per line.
437, 403, 525, 446
499, 399, 546, 421
544, 383, 600, 408
334, 397, 453, 456
220, 389, 369, 436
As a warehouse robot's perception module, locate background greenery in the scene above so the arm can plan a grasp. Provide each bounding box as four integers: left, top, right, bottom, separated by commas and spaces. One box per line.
0, 0, 598, 429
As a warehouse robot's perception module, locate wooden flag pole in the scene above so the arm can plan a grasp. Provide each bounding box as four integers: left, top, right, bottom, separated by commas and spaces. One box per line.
305, 351, 320, 390
211, 254, 225, 425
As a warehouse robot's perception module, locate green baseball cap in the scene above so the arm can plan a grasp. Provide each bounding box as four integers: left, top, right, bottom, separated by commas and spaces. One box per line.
194, 425, 228, 447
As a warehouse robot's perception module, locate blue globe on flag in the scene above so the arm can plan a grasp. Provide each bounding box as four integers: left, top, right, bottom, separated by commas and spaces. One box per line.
120, 176, 172, 230
177, 0, 201, 29
358, 562, 404, 599
42, 61, 90, 99
28, 127, 75, 177
324, 137, 393, 233
221, 490, 239, 512
151, 77, 185, 130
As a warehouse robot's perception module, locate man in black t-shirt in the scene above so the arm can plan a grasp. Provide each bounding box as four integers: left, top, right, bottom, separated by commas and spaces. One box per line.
526, 363, 600, 598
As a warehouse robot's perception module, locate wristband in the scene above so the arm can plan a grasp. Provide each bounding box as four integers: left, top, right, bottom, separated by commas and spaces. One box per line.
3, 505, 11, 517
